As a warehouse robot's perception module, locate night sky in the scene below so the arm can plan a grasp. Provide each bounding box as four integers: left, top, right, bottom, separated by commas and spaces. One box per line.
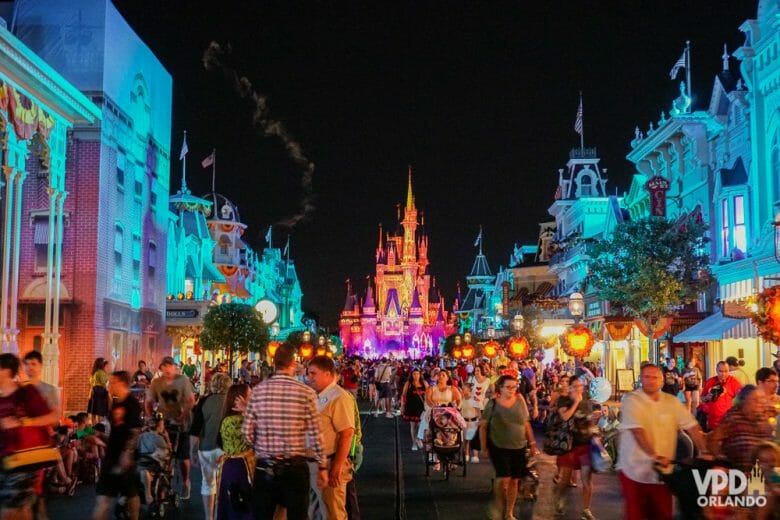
113, 1, 757, 327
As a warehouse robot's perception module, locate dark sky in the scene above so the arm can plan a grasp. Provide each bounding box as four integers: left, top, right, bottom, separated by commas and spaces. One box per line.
113, 0, 757, 327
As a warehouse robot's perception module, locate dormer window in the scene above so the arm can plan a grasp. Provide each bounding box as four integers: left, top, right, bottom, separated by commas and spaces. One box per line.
218, 235, 231, 256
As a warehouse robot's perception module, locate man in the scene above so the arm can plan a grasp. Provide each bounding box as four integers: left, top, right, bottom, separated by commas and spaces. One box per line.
661, 357, 681, 396
239, 359, 252, 385
243, 343, 327, 520
0, 354, 57, 520
374, 358, 394, 418
182, 357, 198, 381
132, 360, 154, 387
755, 367, 780, 420
617, 364, 710, 520
699, 360, 743, 431
146, 356, 195, 499
307, 356, 355, 520
22, 351, 58, 416
92, 371, 143, 520
725, 356, 750, 385
189, 373, 230, 520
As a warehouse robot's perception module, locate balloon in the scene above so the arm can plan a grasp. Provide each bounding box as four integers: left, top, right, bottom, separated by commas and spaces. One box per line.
589, 377, 613, 403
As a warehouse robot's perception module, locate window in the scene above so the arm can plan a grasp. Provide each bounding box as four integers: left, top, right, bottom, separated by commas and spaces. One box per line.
773, 139, 780, 205
116, 152, 125, 189
114, 224, 123, 274
219, 235, 231, 256
721, 198, 729, 257
150, 191, 157, 207
132, 234, 141, 282
734, 195, 746, 252
33, 336, 42, 353
134, 180, 143, 198
117, 168, 124, 187
148, 242, 157, 275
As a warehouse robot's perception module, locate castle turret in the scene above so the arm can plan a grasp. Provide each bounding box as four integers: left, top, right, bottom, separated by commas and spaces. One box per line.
401, 167, 418, 264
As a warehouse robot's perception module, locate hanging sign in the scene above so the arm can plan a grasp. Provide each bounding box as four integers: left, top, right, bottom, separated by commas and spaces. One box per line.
645, 175, 671, 217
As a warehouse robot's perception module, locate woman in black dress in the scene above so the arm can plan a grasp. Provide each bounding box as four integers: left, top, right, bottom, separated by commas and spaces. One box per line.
87, 357, 110, 424
401, 368, 427, 450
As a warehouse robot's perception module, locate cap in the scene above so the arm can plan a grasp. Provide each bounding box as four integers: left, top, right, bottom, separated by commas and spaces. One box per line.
161, 356, 176, 366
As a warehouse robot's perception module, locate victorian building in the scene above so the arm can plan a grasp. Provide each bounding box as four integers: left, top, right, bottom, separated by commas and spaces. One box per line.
11, 0, 170, 410
340, 170, 453, 357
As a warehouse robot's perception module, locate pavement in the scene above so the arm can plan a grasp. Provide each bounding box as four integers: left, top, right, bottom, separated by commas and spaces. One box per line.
49, 406, 626, 520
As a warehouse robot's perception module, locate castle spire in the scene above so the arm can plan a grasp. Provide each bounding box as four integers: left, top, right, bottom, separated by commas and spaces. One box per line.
722, 43, 729, 71
406, 165, 415, 211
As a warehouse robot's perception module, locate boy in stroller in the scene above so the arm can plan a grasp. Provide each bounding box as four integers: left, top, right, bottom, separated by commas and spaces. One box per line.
137, 416, 172, 506
426, 406, 468, 478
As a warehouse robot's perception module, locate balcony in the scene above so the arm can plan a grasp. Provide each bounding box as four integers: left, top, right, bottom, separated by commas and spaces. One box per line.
569, 147, 597, 160
549, 241, 588, 266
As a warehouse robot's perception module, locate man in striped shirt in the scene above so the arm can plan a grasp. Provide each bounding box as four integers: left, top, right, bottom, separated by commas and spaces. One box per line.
243, 343, 327, 520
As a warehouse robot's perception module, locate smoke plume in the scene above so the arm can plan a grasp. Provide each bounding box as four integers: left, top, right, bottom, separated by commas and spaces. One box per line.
203, 41, 315, 228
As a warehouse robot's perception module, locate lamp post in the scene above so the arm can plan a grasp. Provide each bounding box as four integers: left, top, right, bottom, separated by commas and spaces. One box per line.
568, 292, 585, 366
270, 322, 280, 339
487, 323, 496, 340
511, 314, 524, 335
774, 211, 780, 263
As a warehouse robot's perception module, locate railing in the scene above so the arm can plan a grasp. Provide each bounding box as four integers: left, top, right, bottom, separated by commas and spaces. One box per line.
569, 147, 598, 160
549, 242, 587, 266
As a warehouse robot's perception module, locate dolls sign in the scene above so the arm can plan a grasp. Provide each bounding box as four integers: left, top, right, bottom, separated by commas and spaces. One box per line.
645, 175, 671, 217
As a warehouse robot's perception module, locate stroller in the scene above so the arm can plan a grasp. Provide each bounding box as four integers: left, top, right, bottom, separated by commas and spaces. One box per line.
423, 406, 468, 480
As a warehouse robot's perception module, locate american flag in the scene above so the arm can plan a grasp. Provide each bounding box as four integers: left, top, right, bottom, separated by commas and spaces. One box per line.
201, 150, 215, 168
574, 99, 583, 136
669, 49, 686, 79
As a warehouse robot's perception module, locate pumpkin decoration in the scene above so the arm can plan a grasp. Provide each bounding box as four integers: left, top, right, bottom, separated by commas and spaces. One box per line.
267, 340, 280, 358
316, 347, 327, 357
461, 344, 475, 360
299, 343, 314, 360
452, 347, 463, 359
752, 285, 780, 345
561, 324, 595, 358
482, 340, 499, 358
507, 336, 530, 359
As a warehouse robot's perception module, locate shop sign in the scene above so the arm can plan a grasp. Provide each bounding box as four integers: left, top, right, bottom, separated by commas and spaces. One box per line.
645, 175, 671, 217
166, 309, 199, 320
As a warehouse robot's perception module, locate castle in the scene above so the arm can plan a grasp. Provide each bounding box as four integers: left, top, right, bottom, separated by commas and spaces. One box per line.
340, 170, 453, 357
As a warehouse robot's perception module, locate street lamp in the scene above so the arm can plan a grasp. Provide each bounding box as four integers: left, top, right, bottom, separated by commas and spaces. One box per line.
568, 292, 584, 324
511, 314, 524, 334
270, 322, 280, 338
487, 324, 496, 339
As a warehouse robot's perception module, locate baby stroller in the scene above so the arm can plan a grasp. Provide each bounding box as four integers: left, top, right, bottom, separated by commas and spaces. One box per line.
423, 406, 468, 480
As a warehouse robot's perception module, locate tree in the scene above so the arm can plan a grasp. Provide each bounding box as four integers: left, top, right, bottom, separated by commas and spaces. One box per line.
200, 303, 269, 375
587, 216, 712, 363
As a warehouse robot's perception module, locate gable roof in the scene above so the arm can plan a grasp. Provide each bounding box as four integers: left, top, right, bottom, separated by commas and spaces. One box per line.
720, 157, 748, 187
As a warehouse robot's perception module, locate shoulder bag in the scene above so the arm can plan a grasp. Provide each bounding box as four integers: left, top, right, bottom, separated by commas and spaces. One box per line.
542, 402, 574, 455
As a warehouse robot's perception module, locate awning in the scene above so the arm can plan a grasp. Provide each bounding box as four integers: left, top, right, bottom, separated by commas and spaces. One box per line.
673, 312, 755, 343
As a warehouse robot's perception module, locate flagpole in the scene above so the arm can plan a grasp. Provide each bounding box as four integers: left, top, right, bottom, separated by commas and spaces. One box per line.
181, 130, 187, 191
579, 91, 584, 152
685, 41, 692, 105
211, 148, 216, 193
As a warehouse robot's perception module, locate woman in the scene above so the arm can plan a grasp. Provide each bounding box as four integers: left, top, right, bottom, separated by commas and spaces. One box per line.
479, 375, 538, 520
87, 357, 110, 424
401, 368, 427, 450
709, 385, 773, 474
682, 359, 702, 414
417, 370, 462, 449
215, 383, 252, 520
553, 377, 599, 520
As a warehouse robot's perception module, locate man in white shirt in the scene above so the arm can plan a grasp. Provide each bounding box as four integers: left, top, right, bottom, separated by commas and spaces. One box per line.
375, 359, 395, 418
616, 363, 709, 520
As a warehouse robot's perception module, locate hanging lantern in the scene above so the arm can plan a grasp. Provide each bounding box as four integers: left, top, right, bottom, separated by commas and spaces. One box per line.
462, 344, 475, 360
325, 350, 334, 358
299, 343, 314, 360
508, 336, 530, 359
452, 346, 463, 359
267, 340, 280, 358
482, 340, 499, 358
316, 347, 327, 357
561, 324, 595, 358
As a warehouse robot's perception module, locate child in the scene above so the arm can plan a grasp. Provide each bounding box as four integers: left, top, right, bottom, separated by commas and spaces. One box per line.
74, 412, 105, 461
137, 416, 171, 505
460, 383, 481, 463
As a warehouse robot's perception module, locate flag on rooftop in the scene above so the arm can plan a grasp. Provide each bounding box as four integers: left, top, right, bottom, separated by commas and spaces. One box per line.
179, 133, 188, 161
574, 98, 583, 136
669, 49, 686, 79
201, 151, 215, 168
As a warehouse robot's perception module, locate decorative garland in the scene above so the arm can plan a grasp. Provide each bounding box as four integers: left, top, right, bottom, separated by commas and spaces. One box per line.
752, 285, 780, 345
560, 324, 596, 358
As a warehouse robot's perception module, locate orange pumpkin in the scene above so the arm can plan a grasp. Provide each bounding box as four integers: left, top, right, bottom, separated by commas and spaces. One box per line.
325, 351, 334, 358
508, 336, 529, 359
561, 325, 595, 358
316, 347, 327, 357
267, 341, 280, 358
299, 343, 314, 359
452, 347, 463, 359
461, 344, 475, 359
483, 340, 499, 358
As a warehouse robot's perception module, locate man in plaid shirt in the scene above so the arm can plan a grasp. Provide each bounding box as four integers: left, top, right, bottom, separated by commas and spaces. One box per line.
243, 343, 328, 520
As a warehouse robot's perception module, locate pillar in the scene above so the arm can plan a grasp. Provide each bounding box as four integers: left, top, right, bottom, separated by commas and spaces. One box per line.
7, 168, 28, 353
0, 166, 17, 352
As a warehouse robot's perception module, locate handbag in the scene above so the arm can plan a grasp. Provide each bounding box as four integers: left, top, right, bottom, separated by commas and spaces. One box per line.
590, 440, 612, 473
543, 409, 574, 455
3, 445, 61, 472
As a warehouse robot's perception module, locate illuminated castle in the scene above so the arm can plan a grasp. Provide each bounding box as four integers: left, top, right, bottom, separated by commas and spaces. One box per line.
340, 170, 453, 357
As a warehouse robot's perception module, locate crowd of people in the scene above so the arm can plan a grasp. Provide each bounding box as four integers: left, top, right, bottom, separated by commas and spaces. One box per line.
0, 344, 777, 519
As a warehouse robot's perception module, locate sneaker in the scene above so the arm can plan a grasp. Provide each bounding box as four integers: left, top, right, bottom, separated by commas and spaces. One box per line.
471, 455, 480, 463
581, 509, 595, 520
385, 412, 393, 419
181, 481, 191, 500
411, 444, 418, 451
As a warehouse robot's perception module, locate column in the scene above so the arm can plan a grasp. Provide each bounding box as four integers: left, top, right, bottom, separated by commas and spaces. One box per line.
0, 166, 17, 352
50, 191, 66, 385
7, 168, 28, 353
42, 187, 59, 385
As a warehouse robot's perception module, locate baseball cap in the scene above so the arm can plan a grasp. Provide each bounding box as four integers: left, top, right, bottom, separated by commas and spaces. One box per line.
161, 356, 176, 366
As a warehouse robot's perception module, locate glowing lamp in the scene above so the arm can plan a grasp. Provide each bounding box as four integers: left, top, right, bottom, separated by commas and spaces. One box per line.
177, 292, 184, 300
267, 340, 280, 358
326, 351, 334, 358
316, 347, 327, 357
299, 343, 314, 360
483, 340, 499, 358
508, 336, 529, 359
462, 344, 475, 360
452, 347, 463, 359
302, 330, 312, 343
166, 294, 174, 301
186, 291, 194, 300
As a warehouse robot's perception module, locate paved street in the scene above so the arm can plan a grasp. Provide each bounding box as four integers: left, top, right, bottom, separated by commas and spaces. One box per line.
49, 404, 625, 519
